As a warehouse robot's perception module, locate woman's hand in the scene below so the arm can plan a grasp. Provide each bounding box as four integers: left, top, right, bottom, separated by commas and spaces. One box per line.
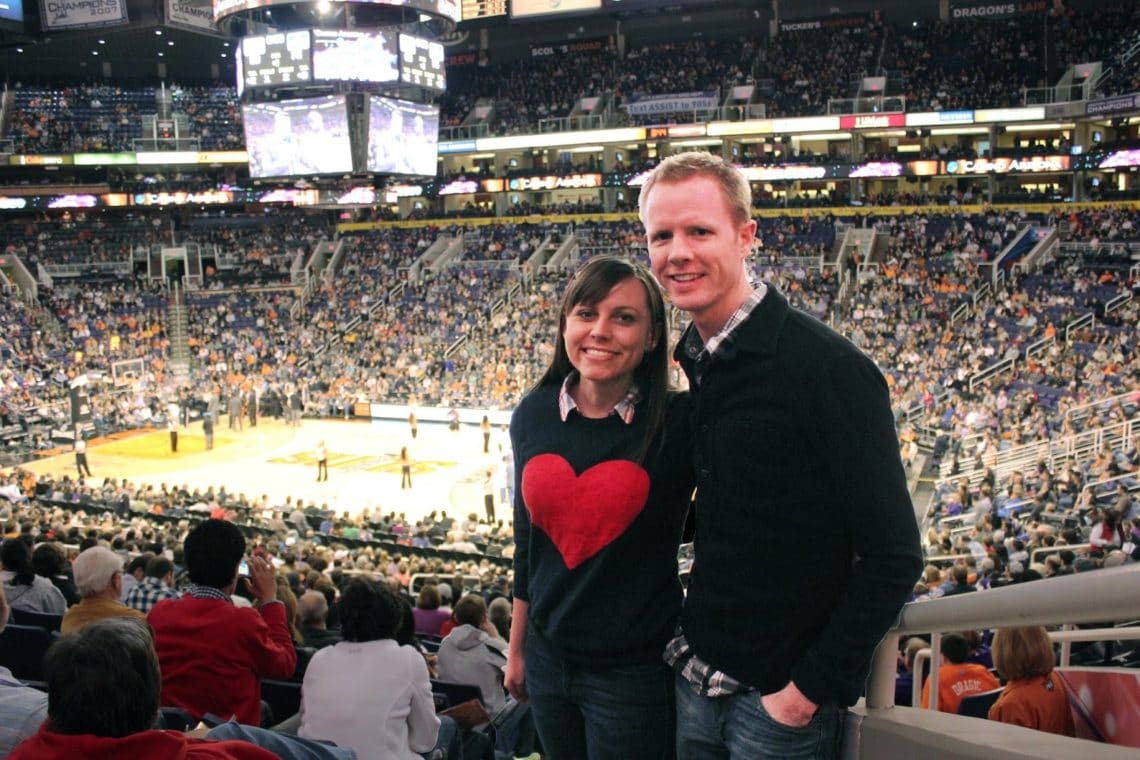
504, 652, 528, 702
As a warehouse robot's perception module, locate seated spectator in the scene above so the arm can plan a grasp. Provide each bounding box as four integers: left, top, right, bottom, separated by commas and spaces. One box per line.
299, 577, 442, 759
298, 590, 340, 650
988, 626, 1076, 736
921, 633, 1001, 714
412, 583, 450, 637
8, 617, 277, 759
0, 585, 48, 756
2, 538, 67, 615
437, 594, 534, 756
895, 636, 930, 708
148, 519, 296, 726
31, 542, 80, 607
488, 597, 511, 642
120, 553, 153, 601
123, 555, 181, 614
61, 546, 146, 634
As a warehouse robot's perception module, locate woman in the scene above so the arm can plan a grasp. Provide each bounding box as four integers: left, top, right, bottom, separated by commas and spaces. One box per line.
299, 578, 440, 760
400, 447, 412, 490
32, 541, 80, 607
1, 539, 67, 615
989, 626, 1075, 736
505, 256, 693, 759
480, 415, 491, 454
411, 583, 450, 637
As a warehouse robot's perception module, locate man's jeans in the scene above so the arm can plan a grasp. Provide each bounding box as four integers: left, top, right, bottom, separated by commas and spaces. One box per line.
675, 674, 842, 759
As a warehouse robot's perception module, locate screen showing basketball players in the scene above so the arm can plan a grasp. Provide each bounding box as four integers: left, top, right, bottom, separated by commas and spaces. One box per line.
243, 95, 353, 178
398, 33, 446, 90
367, 97, 439, 176
313, 29, 399, 83
240, 30, 312, 89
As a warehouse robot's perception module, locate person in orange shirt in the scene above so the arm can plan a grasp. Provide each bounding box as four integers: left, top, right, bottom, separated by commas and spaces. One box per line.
921, 633, 1000, 714
988, 626, 1075, 736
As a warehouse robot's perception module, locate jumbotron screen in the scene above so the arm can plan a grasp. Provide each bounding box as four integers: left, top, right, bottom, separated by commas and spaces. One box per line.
215, 0, 460, 25
312, 29, 399, 83
367, 97, 439, 176
398, 33, 446, 90
243, 96, 353, 178
240, 31, 312, 90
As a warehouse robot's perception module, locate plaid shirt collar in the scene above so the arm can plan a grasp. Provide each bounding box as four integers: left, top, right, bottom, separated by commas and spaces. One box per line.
681, 283, 767, 362
557, 372, 641, 425
186, 584, 232, 602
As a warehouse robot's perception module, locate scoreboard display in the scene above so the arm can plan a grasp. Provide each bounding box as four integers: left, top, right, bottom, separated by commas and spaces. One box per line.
461, 0, 506, 19
241, 31, 312, 89
399, 34, 446, 90
510, 0, 601, 19
313, 29, 399, 83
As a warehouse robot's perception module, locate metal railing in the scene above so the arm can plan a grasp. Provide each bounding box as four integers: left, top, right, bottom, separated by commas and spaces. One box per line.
867, 564, 1140, 708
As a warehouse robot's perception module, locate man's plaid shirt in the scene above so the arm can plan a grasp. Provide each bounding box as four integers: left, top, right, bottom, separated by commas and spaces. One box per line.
123, 576, 180, 614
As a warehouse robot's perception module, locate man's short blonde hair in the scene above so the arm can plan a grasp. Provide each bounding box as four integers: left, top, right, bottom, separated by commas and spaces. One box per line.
638, 151, 752, 225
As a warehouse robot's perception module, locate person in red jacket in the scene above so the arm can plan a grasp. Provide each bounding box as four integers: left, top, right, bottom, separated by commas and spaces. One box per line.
9, 617, 276, 760
921, 633, 1001, 714
148, 519, 296, 726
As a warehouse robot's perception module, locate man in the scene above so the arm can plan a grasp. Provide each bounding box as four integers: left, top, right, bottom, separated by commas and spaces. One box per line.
124, 555, 181, 614
74, 430, 91, 478
61, 546, 146, 634
148, 519, 296, 725
167, 401, 180, 452
920, 633, 1000, 714
0, 585, 48, 756
640, 152, 923, 758
120, 552, 152, 601
437, 594, 534, 757
229, 387, 243, 431
298, 590, 341, 650
9, 617, 350, 760
203, 412, 215, 451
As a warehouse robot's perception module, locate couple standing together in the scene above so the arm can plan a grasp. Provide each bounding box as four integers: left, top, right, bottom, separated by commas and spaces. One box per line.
506, 153, 924, 759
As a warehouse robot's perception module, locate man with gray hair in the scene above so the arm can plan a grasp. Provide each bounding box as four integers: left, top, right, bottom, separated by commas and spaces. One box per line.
61, 546, 146, 634
298, 590, 341, 650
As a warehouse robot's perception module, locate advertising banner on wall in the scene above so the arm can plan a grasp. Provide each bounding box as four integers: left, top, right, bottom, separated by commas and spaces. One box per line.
40, 0, 128, 29
949, 1, 1048, 21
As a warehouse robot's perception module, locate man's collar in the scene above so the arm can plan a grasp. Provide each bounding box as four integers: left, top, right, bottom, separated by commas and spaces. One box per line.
674, 283, 788, 362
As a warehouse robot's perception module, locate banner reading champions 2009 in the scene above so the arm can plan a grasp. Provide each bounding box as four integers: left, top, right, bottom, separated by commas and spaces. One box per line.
39, 0, 127, 29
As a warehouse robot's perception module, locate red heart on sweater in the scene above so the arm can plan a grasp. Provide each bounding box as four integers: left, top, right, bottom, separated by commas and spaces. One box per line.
521, 453, 650, 570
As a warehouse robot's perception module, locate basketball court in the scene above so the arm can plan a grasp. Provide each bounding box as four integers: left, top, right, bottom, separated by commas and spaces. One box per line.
21, 418, 512, 525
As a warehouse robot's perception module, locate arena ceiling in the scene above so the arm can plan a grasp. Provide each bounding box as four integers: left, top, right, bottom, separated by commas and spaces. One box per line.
0, 0, 1101, 86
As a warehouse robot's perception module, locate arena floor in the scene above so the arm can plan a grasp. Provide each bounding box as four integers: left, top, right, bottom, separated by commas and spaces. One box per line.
21, 418, 512, 526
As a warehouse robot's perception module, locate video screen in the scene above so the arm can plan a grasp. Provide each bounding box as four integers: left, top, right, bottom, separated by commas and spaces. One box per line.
312, 29, 399, 83
511, 0, 600, 19
240, 31, 312, 89
243, 96, 353, 178
0, 0, 23, 24
367, 97, 439, 176
398, 33, 446, 90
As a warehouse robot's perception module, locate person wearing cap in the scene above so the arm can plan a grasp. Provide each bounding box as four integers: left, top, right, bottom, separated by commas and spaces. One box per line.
61, 546, 146, 634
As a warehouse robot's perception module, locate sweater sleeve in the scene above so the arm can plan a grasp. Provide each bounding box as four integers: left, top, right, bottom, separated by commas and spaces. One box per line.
790, 350, 925, 707
248, 601, 299, 680
509, 408, 531, 603
406, 652, 442, 753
